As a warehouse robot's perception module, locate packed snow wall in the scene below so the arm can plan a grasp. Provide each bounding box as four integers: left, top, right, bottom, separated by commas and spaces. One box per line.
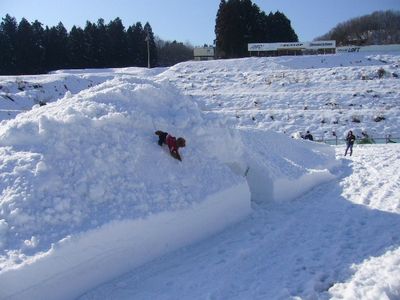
238, 128, 339, 203
0, 77, 251, 299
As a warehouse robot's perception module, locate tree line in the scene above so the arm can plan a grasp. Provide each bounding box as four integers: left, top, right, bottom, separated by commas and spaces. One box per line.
0, 14, 194, 75
215, 0, 298, 58
1, 1, 300, 75
316, 10, 400, 46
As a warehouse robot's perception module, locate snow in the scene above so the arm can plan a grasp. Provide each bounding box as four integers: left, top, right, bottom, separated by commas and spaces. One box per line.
0, 51, 399, 299
79, 146, 400, 300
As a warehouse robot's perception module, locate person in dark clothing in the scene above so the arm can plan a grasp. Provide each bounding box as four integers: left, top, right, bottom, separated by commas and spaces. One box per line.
344, 130, 356, 156
156, 131, 168, 146
304, 131, 314, 141
155, 130, 186, 161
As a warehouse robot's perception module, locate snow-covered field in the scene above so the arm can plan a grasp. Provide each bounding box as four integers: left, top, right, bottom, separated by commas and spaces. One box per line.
0, 52, 399, 299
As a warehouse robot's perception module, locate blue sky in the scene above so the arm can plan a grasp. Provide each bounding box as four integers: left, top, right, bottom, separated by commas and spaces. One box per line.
1, 0, 399, 46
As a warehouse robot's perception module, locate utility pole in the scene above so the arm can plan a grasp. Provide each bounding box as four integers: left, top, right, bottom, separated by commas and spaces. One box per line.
145, 33, 150, 68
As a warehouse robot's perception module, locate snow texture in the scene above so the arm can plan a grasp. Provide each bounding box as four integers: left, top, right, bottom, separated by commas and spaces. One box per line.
0, 51, 399, 300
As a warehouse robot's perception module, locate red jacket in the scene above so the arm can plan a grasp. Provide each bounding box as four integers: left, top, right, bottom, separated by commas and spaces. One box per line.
166, 134, 179, 155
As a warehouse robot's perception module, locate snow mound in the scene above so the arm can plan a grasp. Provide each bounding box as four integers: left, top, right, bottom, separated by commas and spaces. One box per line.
0, 71, 338, 299
0, 76, 251, 299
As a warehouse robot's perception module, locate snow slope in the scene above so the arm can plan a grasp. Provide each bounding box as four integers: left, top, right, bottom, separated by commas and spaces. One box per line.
159, 52, 400, 141
2, 52, 400, 140
0, 51, 399, 299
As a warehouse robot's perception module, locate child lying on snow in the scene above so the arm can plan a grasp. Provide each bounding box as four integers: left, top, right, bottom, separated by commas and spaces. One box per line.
155, 130, 186, 161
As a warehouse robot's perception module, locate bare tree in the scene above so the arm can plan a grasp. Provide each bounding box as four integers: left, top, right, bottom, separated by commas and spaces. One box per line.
315, 10, 400, 46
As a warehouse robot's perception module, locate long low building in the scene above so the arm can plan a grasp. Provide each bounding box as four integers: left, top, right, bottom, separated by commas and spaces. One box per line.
195, 42, 400, 60
337, 44, 400, 53
248, 41, 336, 56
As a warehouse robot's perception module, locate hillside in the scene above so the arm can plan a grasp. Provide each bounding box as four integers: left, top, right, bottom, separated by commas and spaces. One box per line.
159, 53, 400, 142
316, 10, 400, 46
0, 51, 399, 299
2, 52, 400, 142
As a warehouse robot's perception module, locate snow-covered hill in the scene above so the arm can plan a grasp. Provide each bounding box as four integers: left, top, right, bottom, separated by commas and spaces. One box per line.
158, 53, 400, 141
2, 52, 400, 141
0, 52, 399, 299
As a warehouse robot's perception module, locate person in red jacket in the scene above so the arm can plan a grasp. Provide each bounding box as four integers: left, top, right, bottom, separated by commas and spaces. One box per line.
155, 130, 186, 161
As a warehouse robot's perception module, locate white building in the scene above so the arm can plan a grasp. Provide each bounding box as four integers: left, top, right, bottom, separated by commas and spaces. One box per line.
194, 47, 215, 61
337, 44, 400, 53
248, 41, 336, 56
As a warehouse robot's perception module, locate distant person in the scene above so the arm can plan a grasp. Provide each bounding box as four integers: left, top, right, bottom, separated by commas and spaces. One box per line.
344, 130, 356, 156
359, 130, 375, 144
155, 130, 186, 161
304, 131, 314, 141
386, 134, 396, 143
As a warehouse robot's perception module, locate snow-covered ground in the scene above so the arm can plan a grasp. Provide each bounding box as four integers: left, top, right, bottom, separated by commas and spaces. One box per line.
0, 52, 399, 299
160, 53, 400, 142
80, 145, 400, 300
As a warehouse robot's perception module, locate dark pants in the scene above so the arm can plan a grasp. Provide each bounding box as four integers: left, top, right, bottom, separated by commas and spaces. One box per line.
345, 143, 353, 156
157, 131, 168, 146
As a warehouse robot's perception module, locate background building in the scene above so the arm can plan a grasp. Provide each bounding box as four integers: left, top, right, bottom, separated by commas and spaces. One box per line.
337, 44, 400, 53
248, 41, 336, 56
194, 47, 215, 61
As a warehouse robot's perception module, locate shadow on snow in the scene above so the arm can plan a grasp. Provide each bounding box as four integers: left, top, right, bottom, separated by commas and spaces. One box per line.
79, 158, 400, 299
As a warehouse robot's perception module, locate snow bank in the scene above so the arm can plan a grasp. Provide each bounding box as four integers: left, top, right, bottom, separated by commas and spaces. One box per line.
0, 76, 251, 299
0, 67, 160, 122
0, 183, 249, 300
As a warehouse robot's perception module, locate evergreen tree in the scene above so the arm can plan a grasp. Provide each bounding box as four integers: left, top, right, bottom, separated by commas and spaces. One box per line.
84, 21, 101, 67
96, 19, 111, 67
44, 22, 68, 71
215, 0, 265, 58
215, 0, 241, 58
15, 18, 36, 74
107, 18, 128, 67
0, 27, 6, 74
268, 11, 298, 42
127, 22, 147, 67
126, 24, 139, 66
215, 0, 298, 58
31, 20, 46, 73
144, 22, 157, 67
0, 14, 162, 73
68, 26, 87, 69
0, 14, 18, 74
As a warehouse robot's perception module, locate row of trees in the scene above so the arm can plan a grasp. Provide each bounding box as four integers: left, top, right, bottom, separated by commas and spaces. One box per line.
1, 1, 300, 74
316, 10, 400, 46
215, 0, 298, 58
156, 39, 194, 67
0, 15, 194, 75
